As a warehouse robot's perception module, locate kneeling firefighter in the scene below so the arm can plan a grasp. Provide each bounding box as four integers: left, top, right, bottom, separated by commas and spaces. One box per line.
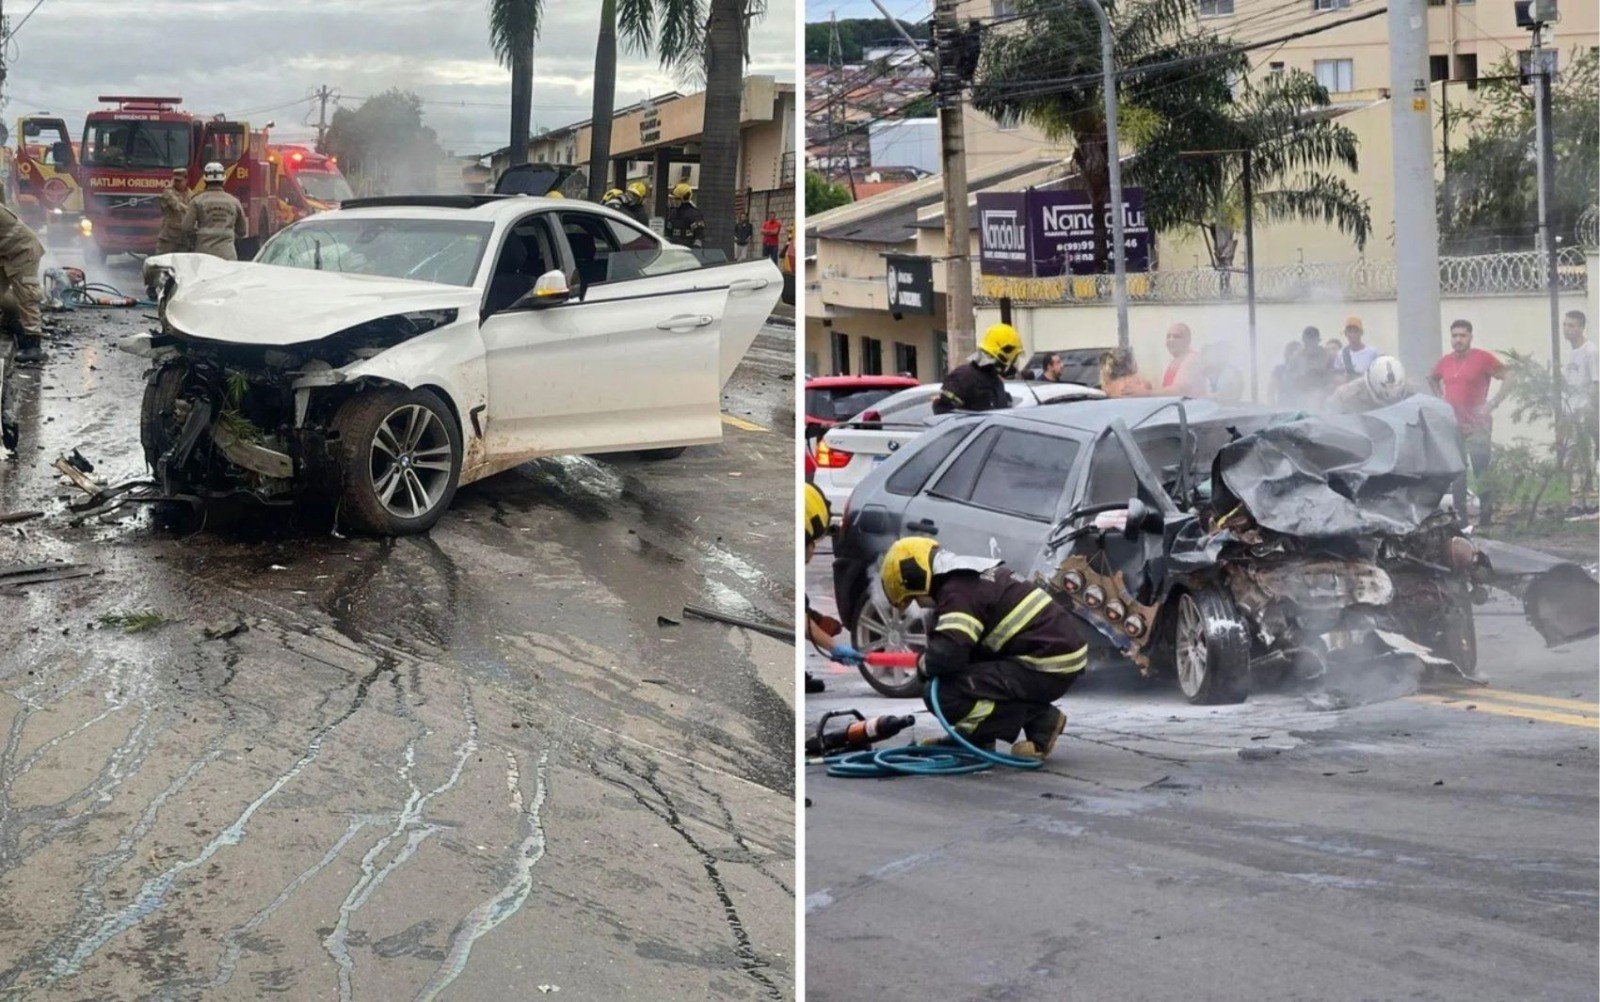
880, 537, 1087, 759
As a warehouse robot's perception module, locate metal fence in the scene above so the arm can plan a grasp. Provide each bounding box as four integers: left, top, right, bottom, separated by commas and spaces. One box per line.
976, 249, 1591, 306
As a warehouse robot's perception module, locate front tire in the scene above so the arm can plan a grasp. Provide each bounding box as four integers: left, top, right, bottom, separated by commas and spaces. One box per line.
140, 362, 187, 470
850, 587, 928, 699
1169, 587, 1250, 705
332, 388, 462, 536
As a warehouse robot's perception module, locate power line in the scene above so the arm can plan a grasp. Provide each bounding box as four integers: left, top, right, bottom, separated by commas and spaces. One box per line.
9, 0, 46, 38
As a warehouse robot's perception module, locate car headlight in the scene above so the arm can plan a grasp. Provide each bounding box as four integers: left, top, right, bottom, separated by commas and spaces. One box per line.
78, 218, 93, 236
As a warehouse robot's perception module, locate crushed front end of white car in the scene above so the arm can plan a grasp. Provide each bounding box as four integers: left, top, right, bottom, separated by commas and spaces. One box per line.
127, 212, 778, 536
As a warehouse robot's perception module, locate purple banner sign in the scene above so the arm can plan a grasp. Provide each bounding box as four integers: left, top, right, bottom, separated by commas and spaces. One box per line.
978, 188, 1151, 277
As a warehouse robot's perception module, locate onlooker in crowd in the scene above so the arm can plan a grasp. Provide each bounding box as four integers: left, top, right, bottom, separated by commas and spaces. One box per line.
1334, 316, 1379, 381
1160, 322, 1207, 396
1200, 342, 1246, 402
1428, 319, 1511, 525
733, 214, 753, 261
760, 213, 782, 264
1100, 347, 1152, 398
1563, 309, 1598, 514
1025, 352, 1063, 382
1269, 342, 1301, 405
1289, 326, 1333, 404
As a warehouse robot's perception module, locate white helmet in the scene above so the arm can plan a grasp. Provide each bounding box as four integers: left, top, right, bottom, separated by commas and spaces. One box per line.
1365, 355, 1408, 404
202, 161, 225, 183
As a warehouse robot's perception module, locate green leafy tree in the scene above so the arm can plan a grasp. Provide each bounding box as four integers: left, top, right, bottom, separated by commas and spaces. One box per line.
488, 0, 541, 169
1440, 48, 1599, 253
806, 171, 852, 215
1133, 69, 1371, 270
973, 0, 1234, 272
324, 90, 444, 196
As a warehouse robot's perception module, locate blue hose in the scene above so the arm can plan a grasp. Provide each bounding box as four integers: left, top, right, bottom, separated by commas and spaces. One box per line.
823, 677, 1046, 778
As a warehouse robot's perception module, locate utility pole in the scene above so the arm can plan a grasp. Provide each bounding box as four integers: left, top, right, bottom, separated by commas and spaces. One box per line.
1242, 146, 1258, 402
1532, 27, 1562, 431
1388, 0, 1441, 385
1080, 0, 1129, 349
932, 0, 974, 363
0, 2, 8, 112
314, 84, 336, 151
871, 0, 974, 362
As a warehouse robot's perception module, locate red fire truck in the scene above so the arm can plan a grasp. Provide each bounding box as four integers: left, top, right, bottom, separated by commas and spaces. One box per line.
78, 96, 282, 261
2, 114, 88, 241
269, 144, 352, 222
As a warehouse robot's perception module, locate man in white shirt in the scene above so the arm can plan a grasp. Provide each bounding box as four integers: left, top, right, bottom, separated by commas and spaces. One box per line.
1563, 310, 1598, 514
1334, 315, 1379, 382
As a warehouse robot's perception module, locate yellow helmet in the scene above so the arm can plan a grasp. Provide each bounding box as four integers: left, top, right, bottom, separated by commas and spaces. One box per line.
546, 189, 565, 199
880, 536, 939, 609
671, 182, 693, 201
602, 188, 623, 203
628, 181, 649, 199
979, 323, 1024, 368
804, 483, 830, 544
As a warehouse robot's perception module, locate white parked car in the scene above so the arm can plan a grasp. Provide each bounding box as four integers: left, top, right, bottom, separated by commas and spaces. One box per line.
128, 194, 781, 535
811, 380, 1105, 518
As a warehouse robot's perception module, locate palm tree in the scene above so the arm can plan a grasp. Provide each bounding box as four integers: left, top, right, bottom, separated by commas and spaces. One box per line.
489, 0, 542, 169
587, 0, 655, 200
972, 0, 1226, 273
655, 0, 765, 257
1133, 70, 1371, 271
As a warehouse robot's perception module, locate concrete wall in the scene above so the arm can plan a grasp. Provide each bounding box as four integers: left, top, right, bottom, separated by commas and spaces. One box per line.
805, 308, 945, 382
973, 290, 1592, 445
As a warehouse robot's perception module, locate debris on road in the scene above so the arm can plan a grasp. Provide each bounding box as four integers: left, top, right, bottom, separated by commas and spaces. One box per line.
682, 603, 793, 643
97, 610, 179, 633
0, 509, 44, 524
201, 618, 249, 641
53, 451, 103, 495
656, 614, 681, 627
0, 562, 101, 590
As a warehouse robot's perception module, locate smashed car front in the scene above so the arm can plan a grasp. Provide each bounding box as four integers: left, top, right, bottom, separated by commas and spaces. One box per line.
129, 236, 486, 506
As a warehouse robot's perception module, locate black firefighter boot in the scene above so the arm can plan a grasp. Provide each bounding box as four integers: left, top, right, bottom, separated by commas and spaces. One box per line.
14, 333, 46, 366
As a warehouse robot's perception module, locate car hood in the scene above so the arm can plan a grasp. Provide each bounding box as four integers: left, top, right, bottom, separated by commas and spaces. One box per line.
152, 254, 481, 346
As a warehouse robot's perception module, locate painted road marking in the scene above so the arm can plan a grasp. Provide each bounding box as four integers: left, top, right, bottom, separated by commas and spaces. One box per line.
1408, 693, 1599, 729
721, 413, 767, 433
1452, 687, 1598, 715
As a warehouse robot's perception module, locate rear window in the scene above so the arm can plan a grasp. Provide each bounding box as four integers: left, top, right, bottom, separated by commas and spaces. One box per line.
886, 424, 975, 496
933, 427, 1081, 521
805, 387, 903, 422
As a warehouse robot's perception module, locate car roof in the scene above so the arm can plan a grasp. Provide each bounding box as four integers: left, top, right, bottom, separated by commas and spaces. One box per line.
316, 195, 611, 224
806, 375, 921, 389
954, 396, 1281, 435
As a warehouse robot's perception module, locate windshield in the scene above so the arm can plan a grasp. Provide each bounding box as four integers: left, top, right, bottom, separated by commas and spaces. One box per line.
256, 218, 494, 287
82, 120, 191, 169
296, 171, 354, 202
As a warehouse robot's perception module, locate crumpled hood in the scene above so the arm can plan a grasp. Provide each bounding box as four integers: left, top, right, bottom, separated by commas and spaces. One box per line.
152, 253, 481, 346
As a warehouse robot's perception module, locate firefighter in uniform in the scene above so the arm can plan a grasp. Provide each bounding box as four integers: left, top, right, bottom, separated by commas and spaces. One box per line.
932, 323, 1023, 415
184, 161, 248, 260
620, 181, 652, 227
601, 187, 627, 212
0, 196, 45, 448
665, 182, 705, 248
880, 536, 1087, 758
804, 483, 862, 693
156, 167, 193, 255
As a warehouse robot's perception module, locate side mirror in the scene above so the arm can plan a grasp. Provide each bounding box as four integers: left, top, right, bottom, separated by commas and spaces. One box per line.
1123, 497, 1164, 540
512, 269, 572, 310
51, 141, 74, 167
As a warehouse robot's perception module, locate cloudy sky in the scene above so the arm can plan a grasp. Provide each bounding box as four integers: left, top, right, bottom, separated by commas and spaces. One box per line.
2, 0, 796, 157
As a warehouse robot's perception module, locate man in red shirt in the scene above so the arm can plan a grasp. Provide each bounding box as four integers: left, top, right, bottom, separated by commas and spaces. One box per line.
1429, 319, 1512, 525
760, 213, 782, 264
1160, 322, 1207, 396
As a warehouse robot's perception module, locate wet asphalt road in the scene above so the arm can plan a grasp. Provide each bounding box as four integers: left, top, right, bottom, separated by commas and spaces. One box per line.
804, 541, 1599, 1002
0, 268, 797, 1001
